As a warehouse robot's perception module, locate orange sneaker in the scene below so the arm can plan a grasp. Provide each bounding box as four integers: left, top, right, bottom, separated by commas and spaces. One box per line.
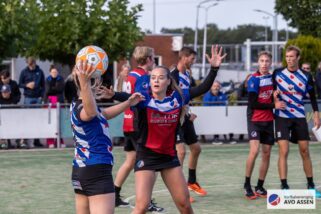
188, 182, 207, 196
189, 196, 195, 203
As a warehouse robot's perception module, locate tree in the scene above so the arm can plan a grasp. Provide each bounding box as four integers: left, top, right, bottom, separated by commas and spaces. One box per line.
0, 0, 143, 67
275, 0, 321, 37
284, 35, 321, 72
0, 0, 39, 61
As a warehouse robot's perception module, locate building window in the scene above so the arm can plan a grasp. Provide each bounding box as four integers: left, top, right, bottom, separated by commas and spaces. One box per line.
154, 55, 162, 66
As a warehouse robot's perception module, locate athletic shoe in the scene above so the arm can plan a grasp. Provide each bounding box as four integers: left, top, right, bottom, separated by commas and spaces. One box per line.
115, 196, 130, 208
314, 189, 321, 199
308, 186, 321, 199
281, 184, 290, 190
147, 199, 165, 213
212, 141, 223, 145
244, 186, 257, 200
0, 142, 8, 149
229, 141, 237, 145
254, 186, 267, 198
17, 140, 28, 149
188, 182, 207, 196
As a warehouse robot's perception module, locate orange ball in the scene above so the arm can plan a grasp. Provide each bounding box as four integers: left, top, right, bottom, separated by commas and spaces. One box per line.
76, 45, 109, 77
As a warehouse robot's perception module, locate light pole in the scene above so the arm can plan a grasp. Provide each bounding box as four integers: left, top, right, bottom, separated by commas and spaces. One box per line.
254, 9, 278, 69
194, 0, 220, 52
201, 3, 218, 77
263, 16, 269, 51
262, 16, 269, 42
153, 0, 156, 33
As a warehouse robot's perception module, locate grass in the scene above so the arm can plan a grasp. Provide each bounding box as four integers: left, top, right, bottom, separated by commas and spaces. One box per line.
1, 143, 321, 213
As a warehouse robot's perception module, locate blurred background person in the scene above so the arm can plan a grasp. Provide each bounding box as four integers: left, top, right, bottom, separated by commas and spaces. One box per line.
0, 69, 22, 149
315, 61, 321, 99
19, 57, 45, 148
113, 64, 131, 146
301, 62, 311, 72
114, 64, 131, 92
0, 69, 21, 105
44, 65, 65, 148
203, 80, 236, 144
0, 84, 21, 149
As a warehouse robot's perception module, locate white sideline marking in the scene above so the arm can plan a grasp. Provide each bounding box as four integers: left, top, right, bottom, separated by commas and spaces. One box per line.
124, 183, 321, 202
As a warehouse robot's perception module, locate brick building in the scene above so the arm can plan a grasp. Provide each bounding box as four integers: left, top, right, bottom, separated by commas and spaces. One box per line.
115, 33, 183, 76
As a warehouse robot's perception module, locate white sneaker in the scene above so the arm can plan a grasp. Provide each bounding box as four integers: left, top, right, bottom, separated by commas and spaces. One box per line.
229, 141, 237, 145
212, 141, 223, 145
60, 144, 66, 148
48, 144, 55, 149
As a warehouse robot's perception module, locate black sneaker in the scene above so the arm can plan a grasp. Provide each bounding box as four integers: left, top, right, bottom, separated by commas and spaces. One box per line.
147, 199, 165, 213
255, 186, 267, 198
33, 139, 43, 147
281, 184, 290, 190
244, 185, 257, 200
115, 196, 130, 208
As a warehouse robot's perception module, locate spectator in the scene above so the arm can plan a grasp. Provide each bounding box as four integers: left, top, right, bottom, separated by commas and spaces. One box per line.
44, 65, 65, 148
315, 61, 321, 99
0, 69, 21, 104
44, 65, 64, 104
112, 64, 131, 146
301, 62, 311, 72
0, 85, 19, 149
64, 73, 78, 103
19, 57, 45, 148
0, 70, 22, 149
203, 81, 236, 144
114, 64, 130, 92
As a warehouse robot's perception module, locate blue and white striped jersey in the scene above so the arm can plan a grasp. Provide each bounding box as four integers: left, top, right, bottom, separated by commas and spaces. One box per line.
273, 68, 313, 118
70, 101, 113, 167
178, 71, 191, 98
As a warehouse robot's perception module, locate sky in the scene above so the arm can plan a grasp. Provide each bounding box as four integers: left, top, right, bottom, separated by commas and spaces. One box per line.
128, 0, 295, 33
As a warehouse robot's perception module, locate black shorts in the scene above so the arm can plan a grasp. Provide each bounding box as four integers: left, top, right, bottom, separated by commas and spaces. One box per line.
123, 132, 138, 152
176, 116, 198, 145
275, 116, 310, 144
134, 147, 180, 172
71, 164, 114, 196
248, 121, 275, 145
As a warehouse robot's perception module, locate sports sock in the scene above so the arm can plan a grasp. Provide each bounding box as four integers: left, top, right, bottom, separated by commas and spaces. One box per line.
244, 177, 251, 188
188, 169, 196, 184
115, 185, 121, 197
257, 179, 264, 188
307, 177, 315, 188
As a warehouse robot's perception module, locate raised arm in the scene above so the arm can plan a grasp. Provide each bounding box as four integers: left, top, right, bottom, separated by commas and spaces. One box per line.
102, 93, 144, 120
96, 85, 131, 102
189, 45, 227, 99
75, 61, 98, 121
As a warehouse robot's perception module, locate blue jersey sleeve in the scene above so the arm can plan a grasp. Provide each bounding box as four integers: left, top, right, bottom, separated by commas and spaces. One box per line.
134, 75, 151, 109
247, 76, 259, 94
